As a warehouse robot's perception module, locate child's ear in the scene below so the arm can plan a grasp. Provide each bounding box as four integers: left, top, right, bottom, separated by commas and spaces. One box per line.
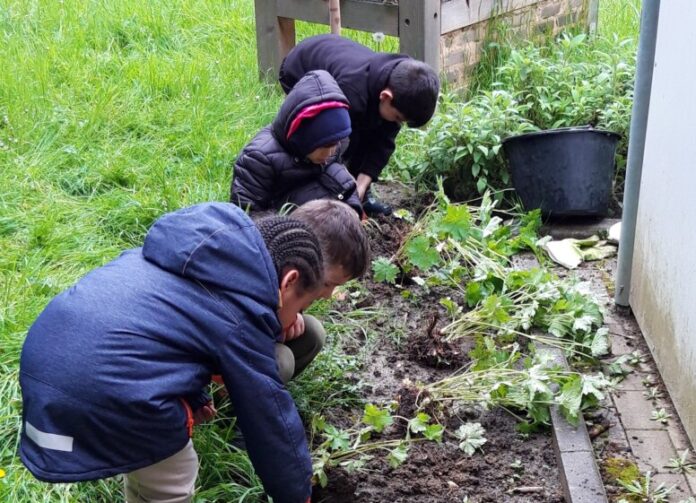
279, 268, 300, 295
379, 89, 394, 103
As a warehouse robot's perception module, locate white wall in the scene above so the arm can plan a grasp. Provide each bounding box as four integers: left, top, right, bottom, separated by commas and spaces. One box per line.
630, 1, 696, 444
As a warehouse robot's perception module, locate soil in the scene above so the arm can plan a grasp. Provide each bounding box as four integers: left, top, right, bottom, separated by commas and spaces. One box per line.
311, 182, 565, 503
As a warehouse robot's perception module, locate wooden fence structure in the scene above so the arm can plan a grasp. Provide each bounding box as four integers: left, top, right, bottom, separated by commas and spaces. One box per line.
254, 0, 599, 83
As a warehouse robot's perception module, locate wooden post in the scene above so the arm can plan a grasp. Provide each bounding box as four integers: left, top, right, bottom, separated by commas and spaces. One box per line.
254, 0, 296, 81
587, 0, 600, 34
398, 0, 441, 73
329, 0, 341, 35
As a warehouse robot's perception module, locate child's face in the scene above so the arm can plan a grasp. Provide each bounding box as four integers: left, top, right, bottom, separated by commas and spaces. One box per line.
277, 269, 323, 330
318, 264, 352, 299
306, 142, 340, 166
378, 89, 407, 125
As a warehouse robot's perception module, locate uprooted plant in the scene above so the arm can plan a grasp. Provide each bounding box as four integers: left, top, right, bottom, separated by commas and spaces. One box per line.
412, 345, 613, 429
309, 403, 444, 487
442, 268, 609, 360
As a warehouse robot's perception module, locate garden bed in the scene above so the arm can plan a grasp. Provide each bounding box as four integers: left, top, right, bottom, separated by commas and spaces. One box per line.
303, 182, 580, 502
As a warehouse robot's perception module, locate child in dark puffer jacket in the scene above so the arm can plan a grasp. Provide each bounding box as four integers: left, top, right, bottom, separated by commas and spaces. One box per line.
231, 70, 362, 216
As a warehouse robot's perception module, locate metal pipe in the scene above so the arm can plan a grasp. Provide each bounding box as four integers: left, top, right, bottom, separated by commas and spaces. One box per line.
615, 0, 661, 306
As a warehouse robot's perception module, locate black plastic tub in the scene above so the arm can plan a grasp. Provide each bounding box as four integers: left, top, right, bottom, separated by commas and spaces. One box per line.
502, 126, 620, 217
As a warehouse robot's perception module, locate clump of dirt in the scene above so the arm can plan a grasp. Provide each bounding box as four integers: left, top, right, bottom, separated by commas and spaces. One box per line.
408, 311, 468, 369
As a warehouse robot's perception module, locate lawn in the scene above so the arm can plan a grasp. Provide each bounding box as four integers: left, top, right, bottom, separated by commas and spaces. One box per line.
0, 0, 640, 501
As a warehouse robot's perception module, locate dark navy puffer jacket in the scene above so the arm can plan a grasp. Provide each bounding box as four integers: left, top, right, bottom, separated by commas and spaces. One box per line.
279, 34, 408, 182
19, 203, 312, 503
231, 70, 362, 215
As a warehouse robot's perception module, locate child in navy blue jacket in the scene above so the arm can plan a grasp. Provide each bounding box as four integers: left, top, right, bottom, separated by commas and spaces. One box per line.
279, 34, 440, 216
19, 202, 368, 503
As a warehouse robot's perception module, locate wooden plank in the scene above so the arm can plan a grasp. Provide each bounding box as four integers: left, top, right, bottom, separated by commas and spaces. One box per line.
399, 0, 441, 71
254, 0, 282, 80
587, 0, 599, 34
278, 17, 296, 58
441, 0, 539, 34
277, 0, 399, 36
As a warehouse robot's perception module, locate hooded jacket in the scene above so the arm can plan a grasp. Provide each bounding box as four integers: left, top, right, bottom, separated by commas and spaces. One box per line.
279, 34, 409, 181
19, 203, 312, 503
231, 70, 362, 215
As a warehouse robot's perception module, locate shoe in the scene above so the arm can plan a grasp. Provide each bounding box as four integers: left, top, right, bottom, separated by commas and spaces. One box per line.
362, 190, 393, 217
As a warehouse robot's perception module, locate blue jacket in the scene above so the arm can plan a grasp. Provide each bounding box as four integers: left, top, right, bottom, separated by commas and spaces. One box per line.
19, 203, 312, 503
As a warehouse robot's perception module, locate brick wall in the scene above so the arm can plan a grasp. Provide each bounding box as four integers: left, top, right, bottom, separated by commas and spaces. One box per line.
441, 0, 591, 85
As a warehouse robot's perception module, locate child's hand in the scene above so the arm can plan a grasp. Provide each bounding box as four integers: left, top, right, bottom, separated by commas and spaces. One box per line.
193, 401, 217, 425
282, 313, 305, 342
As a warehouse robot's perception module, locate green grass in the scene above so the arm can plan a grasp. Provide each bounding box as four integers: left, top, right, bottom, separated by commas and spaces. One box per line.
0, 0, 397, 499
598, 0, 642, 39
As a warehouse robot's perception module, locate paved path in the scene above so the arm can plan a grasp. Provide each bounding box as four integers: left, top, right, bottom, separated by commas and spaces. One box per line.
547, 219, 695, 502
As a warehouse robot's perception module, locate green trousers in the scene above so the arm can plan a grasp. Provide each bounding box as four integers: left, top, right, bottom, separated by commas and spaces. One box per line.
274, 314, 326, 384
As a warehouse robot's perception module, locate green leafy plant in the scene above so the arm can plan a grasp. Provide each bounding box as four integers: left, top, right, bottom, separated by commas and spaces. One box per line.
651, 408, 672, 425
371, 257, 399, 284
617, 471, 675, 503
454, 422, 487, 456
664, 449, 696, 475
310, 404, 444, 487
415, 349, 611, 427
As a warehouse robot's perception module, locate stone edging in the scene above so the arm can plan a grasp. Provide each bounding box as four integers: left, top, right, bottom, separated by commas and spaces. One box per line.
547, 347, 608, 503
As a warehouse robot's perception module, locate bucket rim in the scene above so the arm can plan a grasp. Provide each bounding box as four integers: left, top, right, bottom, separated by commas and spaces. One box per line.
502, 125, 621, 144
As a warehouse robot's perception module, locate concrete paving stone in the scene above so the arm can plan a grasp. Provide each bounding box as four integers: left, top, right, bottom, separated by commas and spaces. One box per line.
667, 426, 695, 453
613, 390, 667, 430
617, 370, 654, 391
557, 450, 608, 503
650, 472, 692, 501
685, 471, 696, 495
609, 333, 637, 355
626, 428, 677, 473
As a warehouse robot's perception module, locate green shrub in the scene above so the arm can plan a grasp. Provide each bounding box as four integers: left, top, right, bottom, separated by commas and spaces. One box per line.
408, 90, 536, 201
399, 33, 635, 203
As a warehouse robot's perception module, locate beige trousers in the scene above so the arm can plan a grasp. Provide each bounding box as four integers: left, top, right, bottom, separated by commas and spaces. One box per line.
124, 440, 198, 503
123, 317, 325, 501
275, 314, 326, 384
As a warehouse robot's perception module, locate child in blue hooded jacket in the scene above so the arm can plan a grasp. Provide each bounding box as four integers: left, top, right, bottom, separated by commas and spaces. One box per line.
18, 202, 366, 503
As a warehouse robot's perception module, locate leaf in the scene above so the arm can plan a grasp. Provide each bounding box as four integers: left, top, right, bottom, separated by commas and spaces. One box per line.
405, 235, 441, 271
408, 412, 430, 434
323, 424, 351, 451
434, 204, 472, 241
424, 424, 444, 442
590, 327, 610, 357
476, 177, 488, 194
455, 422, 487, 456
477, 145, 489, 157
557, 374, 583, 424
362, 404, 393, 433
387, 443, 409, 468
372, 257, 399, 284
581, 373, 610, 401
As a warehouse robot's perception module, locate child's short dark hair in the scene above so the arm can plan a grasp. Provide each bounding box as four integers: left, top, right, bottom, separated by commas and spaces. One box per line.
291, 200, 370, 279
256, 217, 324, 291
388, 59, 440, 128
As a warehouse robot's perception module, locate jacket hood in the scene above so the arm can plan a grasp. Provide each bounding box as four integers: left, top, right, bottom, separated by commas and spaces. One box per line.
142, 203, 279, 310
272, 70, 349, 154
